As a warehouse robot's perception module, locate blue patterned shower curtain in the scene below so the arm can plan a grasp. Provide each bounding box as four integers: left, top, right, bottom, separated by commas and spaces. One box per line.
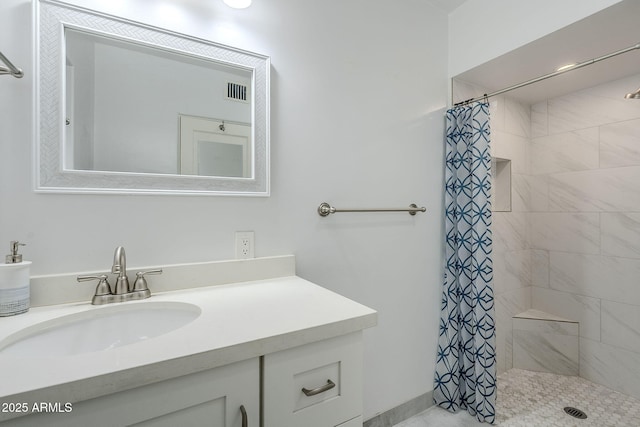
433, 102, 496, 424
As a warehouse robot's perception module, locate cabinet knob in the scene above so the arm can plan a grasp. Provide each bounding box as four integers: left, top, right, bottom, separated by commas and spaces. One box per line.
301, 379, 336, 397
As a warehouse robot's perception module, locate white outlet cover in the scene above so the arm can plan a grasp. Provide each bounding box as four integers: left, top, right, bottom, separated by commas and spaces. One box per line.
235, 231, 255, 259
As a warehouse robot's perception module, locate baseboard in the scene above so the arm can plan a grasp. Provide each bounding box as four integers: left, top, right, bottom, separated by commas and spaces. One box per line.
363, 390, 433, 427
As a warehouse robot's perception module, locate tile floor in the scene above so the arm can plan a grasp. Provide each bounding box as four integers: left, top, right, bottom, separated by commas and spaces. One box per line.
394, 369, 640, 426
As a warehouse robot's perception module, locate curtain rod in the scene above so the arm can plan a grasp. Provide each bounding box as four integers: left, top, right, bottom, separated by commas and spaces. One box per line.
454, 41, 640, 107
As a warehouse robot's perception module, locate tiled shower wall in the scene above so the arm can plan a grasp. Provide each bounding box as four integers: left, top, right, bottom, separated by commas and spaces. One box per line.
490, 95, 533, 375
529, 72, 640, 400
455, 74, 640, 399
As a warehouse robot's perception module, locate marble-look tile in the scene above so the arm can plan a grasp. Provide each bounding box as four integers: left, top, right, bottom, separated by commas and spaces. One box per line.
493, 249, 531, 295
505, 97, 531, 138
496, 319, 510, 374
496, 287, 531, 311
497, 369, 640, 427
504, 326, 513, 373
396, 368, 640, 426
531, 286, 601, 341
531, 100, 548, 138
530, 127, 599, 175
549, 252, 640, 305
528, 175, 549, 212
510, 174, 530, 212
601, 212, 640, 259
600, 118, 640, 167
489, 94, 506, 132
496, 288, 531, 373
498, 306, 518, 373
531, 250, 549, 287
491, 130, 530, 174
493, 212, 529, 253
512, 317, 579, 376
496, 319, 508, 374
601, 300, 640, 354
547, 74, 640, 134
548, 166, 640, 212
530, 213, 599, 254
511, 336, 578, 378
581, 338, 640, 401
510, 175, 549, 214
546, 94, 610, 134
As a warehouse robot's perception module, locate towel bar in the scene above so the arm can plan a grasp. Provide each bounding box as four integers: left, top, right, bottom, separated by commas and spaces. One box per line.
317, 202, 426, 217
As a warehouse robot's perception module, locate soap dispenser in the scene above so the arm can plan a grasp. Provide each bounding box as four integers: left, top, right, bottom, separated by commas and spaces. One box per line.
0, 241, 31, 316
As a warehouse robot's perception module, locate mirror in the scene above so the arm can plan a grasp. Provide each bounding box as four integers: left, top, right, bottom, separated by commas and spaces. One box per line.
65, 28, 254, 178
36, 0, 270, 195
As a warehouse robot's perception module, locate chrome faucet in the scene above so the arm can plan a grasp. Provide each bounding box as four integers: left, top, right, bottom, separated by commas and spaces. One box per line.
77, 246, 162, 305
112, 246, 130, 295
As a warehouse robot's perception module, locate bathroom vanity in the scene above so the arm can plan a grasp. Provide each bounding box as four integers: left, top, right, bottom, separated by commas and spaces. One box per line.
0, 256, 377, 426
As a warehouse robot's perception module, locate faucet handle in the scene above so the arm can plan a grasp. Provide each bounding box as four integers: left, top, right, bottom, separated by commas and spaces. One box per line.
77, 274, 112, 304
132, 269, 162, 296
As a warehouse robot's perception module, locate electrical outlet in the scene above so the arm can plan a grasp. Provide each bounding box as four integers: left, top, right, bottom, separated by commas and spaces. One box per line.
235, 231, 255, 259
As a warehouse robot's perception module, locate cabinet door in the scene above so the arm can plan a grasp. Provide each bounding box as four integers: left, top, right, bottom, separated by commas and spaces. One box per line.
263, 332, 363, 427
1, 358, 259, 427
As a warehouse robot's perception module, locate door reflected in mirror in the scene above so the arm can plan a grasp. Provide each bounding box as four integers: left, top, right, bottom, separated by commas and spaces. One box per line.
179, 115, 251, 178
37, 0, 270, 195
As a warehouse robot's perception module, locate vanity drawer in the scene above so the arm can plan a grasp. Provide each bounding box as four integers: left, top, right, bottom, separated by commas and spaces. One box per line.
263, 332, 363, 427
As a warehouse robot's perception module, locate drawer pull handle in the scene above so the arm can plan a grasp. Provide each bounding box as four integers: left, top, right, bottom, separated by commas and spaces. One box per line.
302, 379, 336, 397
240, 405, 248, 427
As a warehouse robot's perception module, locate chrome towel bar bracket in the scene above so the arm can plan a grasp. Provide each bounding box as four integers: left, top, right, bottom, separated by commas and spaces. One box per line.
0, 51, 23, 78
317, 202, 426, 217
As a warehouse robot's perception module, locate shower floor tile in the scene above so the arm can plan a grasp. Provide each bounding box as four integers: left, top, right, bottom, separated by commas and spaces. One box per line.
394, 368, 640, 426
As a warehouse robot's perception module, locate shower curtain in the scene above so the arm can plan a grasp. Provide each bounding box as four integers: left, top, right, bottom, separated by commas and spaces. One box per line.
433, 101, 496, 423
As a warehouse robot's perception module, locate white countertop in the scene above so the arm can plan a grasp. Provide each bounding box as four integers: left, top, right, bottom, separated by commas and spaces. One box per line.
0, 275, 377, 416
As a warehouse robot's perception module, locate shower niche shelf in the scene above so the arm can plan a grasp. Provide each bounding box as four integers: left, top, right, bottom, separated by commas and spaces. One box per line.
491, 157, 511, 212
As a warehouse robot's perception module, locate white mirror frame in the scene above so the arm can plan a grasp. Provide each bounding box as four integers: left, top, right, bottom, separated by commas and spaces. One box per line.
35, 0, 270, 196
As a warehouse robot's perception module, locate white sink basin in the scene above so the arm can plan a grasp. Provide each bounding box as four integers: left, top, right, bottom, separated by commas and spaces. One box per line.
0, 301, 201, 357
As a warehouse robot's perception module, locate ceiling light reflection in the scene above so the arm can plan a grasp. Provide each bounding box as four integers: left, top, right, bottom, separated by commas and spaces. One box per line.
223, 0, 252, 9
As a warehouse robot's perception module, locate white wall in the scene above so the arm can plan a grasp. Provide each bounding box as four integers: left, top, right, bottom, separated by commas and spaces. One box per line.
0, 0, 448, 419
448, 0, 623, 77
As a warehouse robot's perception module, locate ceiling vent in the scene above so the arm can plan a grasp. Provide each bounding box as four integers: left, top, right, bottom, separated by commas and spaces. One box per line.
227, 82, 248, 102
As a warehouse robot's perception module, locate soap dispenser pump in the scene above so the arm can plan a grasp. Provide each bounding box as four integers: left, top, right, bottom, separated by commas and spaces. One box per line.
0, 240, 31, 316
6, 240, 25, 263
